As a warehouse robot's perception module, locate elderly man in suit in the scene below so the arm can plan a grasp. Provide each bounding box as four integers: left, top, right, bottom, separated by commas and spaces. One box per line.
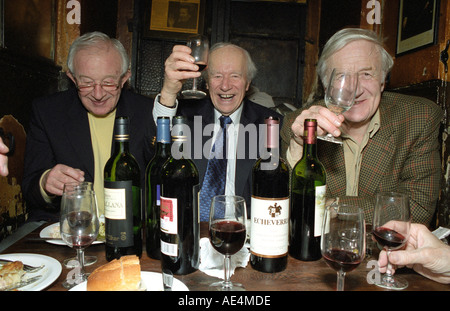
281, 28, 443, 226
154, 42, 283, 220
22, 32, 156, 221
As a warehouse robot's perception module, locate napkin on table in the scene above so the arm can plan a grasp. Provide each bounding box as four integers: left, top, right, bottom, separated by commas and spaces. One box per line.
199, 237, 250, 279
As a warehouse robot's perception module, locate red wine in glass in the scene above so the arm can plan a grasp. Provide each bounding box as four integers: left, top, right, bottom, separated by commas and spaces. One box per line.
210, 220, 246, 255
66, 235, 98, 249
372, 227, 406, 250
208, 195, 247, 291
320, 203, 365, 291
372, 191, 411, 290
196, 63, 207, 72
181, 35, 209, 99
322, 249, 363, 273
62, 211, 98, 249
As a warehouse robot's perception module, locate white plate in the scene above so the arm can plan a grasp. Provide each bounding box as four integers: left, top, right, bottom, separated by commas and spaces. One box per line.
0, 253, 62, 291
69, 271, 189, 291
40, 222, 103, 246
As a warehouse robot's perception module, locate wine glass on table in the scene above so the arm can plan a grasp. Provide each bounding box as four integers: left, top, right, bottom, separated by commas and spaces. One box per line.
321, 202, 365, 291
372, 191, 411, 290
62, 182, 98, 268
60, 184, 99, 289
317, 68, 359, 144
209, 195, 247, 291
181, 34, 209, 99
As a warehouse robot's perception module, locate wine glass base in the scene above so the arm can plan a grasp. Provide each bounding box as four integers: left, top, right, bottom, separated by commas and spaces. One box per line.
62, 274, 87, 289
317, 134, 343, 144
209, 281, 246, 291
374, 275, 408, 290
64, 256, 97, 268
181, 89, 207, 99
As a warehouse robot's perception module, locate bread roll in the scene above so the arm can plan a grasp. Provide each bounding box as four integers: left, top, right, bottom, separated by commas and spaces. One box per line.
87, 255, 143, 291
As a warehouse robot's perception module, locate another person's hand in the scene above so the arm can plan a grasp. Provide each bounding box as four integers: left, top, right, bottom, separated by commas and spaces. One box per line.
378, 223, 450, 284
0, 137, 9, 176
41, 164, 85, 196
160, 45, 202, 107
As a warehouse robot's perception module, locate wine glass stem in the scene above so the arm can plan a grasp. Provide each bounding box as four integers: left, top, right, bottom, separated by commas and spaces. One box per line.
384, 250, 395, 282
223, 255, 232, 289
192, 77, 198, 91
76, 248, 86, 279
336, 271, 346, 291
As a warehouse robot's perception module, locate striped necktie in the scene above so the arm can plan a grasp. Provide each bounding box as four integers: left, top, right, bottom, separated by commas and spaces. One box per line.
199, 116, 232, 221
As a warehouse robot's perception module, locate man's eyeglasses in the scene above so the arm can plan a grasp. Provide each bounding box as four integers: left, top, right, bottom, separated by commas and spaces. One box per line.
76, 81, 120, 93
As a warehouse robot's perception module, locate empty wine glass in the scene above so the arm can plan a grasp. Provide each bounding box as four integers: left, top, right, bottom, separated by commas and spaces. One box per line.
60, 184, 99, 289
181, 34, 209, 99
209, 195, 247, 291
321, 202, 365, 291
372, 191, 411, 290
62, 182, 98, 268
317, 68, 358, 144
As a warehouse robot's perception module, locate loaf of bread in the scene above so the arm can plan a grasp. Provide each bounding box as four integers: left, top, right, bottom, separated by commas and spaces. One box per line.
87, 255, 144, 291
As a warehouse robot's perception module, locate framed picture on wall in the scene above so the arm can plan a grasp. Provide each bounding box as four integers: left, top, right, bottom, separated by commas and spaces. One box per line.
144, 0, 205, 40
396, 0, 439, 56
2, 0, 56, 60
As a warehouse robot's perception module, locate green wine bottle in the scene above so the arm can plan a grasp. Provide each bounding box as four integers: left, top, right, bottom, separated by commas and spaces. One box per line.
289, 119, 326, 261
104, 116, 142, 261
145, 116, 171, 259
160, 116, 200, 275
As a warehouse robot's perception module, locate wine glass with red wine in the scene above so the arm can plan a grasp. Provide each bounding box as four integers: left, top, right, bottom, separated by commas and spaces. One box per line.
372, 191, 411, 290
60, 184, 99, 289
209, 195, 247, 291
321, 203, 365, 291
181, 34, 209, 99
61, 182, 98, 269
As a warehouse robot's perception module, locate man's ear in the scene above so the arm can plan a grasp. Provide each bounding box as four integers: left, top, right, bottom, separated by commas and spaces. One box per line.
121, 70, 132, 87
66, 70, 76, 84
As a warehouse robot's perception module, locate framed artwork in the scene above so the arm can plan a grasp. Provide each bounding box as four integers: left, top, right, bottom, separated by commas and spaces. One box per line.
144, 0, 205, 40
2, 0, 56, 60
396, 0, 439, 56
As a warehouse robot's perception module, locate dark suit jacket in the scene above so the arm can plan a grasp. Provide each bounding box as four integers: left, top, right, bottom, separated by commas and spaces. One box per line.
177, 97, 283, 213
281, 92, 443, 226
22, 88, 156, 221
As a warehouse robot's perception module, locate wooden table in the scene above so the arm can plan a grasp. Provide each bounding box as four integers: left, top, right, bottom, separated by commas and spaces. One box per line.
2, 222, 449, 294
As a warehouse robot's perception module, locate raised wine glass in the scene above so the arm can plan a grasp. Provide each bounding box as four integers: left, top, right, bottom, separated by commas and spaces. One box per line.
62, 182, 98, 268
60, 184, 99, 289
372, 191, 411, 290
317, 68, 359, 144
181, 34, 209, 99
209, 195, 247, 291
321, 202, 365, 291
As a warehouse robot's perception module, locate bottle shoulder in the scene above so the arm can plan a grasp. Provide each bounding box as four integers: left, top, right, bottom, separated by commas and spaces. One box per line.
161, 157, 199, 178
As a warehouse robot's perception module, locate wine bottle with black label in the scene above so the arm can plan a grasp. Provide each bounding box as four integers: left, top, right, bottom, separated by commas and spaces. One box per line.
104, 116, 142, 261
250, 116, 290, 272
289, 119, 326, 261
160, 116, 200, 275
145, 116, 171, 259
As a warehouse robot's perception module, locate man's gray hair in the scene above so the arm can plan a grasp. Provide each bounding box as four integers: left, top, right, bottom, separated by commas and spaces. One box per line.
317, 28, 394, 85
204, 42, 257, 81
67, 31, 130, 76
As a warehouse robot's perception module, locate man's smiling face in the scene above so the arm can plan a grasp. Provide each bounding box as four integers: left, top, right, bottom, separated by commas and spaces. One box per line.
206, 45, 250, 116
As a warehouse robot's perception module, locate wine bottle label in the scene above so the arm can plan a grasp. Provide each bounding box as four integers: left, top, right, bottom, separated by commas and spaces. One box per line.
160, 196, 178, 234
250, 196, 289, 257
314, 185, 327, 237
104, 180, 134, 247
160, 196, 178, 256
161, 240, 177, 257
